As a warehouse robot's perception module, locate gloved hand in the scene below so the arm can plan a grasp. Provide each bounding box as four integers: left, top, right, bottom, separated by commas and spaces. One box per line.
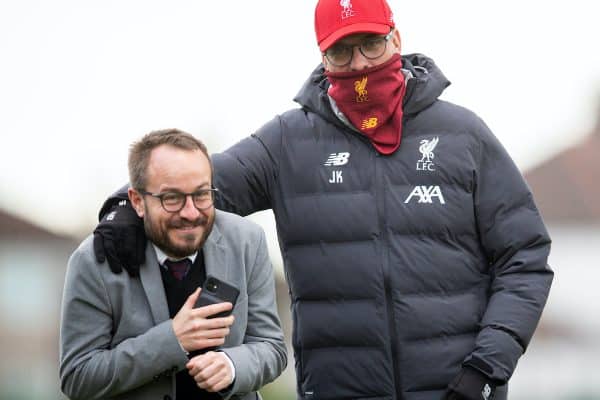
93, 198, 146, 276
445, 366, 497, 400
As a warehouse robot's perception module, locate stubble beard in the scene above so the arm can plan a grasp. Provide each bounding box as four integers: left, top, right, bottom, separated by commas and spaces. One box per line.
144, 209, 214, 258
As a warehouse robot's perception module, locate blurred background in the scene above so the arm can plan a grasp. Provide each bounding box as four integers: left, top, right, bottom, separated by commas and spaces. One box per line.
1, 0, 599, 399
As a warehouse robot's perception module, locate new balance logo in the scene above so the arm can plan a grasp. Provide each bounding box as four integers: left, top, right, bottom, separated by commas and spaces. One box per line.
482, 384, 492, 400
106, 211, 117, 221
118, 200, 127, 206
404, 185, 446, 204
324, 152, 350, 166
361, 117, 378, 129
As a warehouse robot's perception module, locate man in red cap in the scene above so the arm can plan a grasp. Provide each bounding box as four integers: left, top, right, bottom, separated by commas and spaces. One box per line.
91, 0, 553, 399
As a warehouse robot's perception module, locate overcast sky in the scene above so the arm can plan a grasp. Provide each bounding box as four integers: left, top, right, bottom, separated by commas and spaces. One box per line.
1, 0, 599, 238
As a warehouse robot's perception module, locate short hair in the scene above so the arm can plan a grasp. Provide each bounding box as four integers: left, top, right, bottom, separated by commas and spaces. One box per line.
128, 128, 212, 190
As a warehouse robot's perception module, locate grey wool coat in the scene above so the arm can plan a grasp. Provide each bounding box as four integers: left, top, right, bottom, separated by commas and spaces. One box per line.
59, 210, 287, 400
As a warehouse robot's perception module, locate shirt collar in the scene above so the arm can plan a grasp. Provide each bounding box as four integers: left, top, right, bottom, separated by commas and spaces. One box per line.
152, 243, 198, 269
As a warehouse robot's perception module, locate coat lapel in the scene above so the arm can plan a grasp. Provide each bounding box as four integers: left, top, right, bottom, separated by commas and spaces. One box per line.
139, 244, 170, 324
204, 212, 233, 285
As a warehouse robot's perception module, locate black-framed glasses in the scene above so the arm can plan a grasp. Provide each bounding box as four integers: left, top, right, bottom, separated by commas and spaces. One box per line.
138, 188, 219, 213
323, 29, 395, 67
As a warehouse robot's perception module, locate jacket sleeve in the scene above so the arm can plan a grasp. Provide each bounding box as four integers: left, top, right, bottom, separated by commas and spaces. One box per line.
212, 116, 282, 216
97, 184, 130, 221
220, 228, 288, 398
466, 119, 554, 382
59, 237, 188, 400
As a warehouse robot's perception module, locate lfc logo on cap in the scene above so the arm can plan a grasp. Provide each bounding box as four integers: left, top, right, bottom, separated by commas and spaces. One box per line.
340, 0, 355, 19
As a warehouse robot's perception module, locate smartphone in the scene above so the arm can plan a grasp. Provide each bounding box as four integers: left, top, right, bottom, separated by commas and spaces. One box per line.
194, 275, 240, 318
189, 276, 239, 358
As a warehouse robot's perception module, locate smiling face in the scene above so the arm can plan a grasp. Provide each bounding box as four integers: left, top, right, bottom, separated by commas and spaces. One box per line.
129, 144, 214, 258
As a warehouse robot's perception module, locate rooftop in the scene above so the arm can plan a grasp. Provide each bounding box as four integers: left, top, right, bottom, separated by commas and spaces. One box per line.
525, 124, 600, 223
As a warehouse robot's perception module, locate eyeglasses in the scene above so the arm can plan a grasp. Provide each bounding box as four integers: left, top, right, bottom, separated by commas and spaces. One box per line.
323, 29, 395, 67
138, 188, 219, 213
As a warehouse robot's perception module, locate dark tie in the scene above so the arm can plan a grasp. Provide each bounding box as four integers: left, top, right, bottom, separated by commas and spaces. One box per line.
164, 258, 192, 281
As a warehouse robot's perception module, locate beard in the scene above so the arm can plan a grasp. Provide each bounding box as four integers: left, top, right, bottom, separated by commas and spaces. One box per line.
143, 207, 214, 259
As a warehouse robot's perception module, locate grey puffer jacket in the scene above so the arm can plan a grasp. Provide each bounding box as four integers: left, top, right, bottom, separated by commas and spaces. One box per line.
212, 54, 553, 400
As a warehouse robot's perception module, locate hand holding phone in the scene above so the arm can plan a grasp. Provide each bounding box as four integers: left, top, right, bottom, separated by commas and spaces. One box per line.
187, 276, 240, 358
194, 276, 240, 317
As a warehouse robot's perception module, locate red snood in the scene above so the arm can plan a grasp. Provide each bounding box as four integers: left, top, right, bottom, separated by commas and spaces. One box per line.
326, 54, 406, 155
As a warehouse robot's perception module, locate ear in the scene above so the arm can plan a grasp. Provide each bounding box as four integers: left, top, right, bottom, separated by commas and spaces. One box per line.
128, 187, 145, 218
392, 29, 402, 53
321, 53, 331, 71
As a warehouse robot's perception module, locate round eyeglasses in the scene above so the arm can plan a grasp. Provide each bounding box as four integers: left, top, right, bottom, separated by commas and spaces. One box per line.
323, 29, 395, 67
138, 188, 219, 213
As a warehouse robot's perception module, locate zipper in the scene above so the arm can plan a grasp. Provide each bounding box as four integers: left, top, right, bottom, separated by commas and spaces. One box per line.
374, 151, 404, 400
385, 275, 403, 400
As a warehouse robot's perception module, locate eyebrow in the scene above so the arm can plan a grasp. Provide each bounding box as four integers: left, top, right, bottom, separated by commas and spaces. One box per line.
158, 184, 211, 193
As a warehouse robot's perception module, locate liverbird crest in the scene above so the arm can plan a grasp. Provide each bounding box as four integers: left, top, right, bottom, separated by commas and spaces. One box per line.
418, 137, 439, 163
354, 76, 368, 102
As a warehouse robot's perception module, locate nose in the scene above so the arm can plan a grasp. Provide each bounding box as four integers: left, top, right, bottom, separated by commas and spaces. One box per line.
349, 45, 370, 71
179, 194, 201, 220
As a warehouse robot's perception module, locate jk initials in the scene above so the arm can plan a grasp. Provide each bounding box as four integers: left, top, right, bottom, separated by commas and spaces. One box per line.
329, 171, 343, 183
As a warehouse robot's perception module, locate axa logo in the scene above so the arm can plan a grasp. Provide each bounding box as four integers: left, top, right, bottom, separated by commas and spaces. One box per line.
340, 0, 355, 19
354, 76, 368, 102
404, 185, 446, 204
417, 136, 439, 171
324, 152, 350, 166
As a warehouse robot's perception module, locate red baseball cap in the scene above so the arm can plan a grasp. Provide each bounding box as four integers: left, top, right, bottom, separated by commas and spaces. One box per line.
315, 0, 395, 52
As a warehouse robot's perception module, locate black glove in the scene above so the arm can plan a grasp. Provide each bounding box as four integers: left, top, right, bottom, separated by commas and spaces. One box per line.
93, 198, 146, 276
445, 366, 498, 400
